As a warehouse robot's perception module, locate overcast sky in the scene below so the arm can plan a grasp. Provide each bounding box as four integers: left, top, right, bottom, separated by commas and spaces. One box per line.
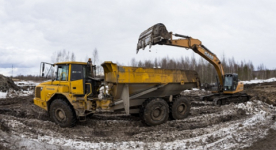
0, 0, 276, 76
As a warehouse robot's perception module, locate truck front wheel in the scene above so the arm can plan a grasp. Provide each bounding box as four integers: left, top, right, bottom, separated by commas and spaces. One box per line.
50, 99, 76, 127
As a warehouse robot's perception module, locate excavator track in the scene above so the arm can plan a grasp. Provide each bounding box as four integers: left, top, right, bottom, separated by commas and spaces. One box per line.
201, 93, 251, 106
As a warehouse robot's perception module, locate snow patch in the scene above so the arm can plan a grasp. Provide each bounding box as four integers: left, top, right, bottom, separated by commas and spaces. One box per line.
242, 77, 276, 84
6, 88, 34, 98
14, 80, 40, 87
0, 91, 7, 99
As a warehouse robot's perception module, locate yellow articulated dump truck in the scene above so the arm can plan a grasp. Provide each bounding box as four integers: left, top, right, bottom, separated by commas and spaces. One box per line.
34, 59, 200, 127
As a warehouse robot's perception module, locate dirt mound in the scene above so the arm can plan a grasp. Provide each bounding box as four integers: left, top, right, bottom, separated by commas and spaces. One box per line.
0, 74, 20, 92
245, 81, 276, 105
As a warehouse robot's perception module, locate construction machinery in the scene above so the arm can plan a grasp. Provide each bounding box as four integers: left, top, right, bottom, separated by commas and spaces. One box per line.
136, 23, 250, 105
34, 59, 200, 127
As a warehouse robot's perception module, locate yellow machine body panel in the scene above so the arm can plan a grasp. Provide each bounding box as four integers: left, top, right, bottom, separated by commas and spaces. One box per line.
33, 87, 48, 110
34, 84, 70, 110
55, 61, 87, 65
223, 82, 244, 94
102, 61, 200, 99
102, 61, 197, 84
70, 79, 84, 95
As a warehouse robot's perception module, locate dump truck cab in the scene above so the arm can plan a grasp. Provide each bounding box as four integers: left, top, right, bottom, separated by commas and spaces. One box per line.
54, 62, 86, 95
34, 59, 103, 126
53, 61, 101, 96
35, 60, 97, 103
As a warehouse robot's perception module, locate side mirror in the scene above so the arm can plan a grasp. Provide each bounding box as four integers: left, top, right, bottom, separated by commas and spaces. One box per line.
42, 63, 45, 77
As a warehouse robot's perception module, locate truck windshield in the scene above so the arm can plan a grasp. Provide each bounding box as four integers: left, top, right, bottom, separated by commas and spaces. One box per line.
57, 65, 69, 81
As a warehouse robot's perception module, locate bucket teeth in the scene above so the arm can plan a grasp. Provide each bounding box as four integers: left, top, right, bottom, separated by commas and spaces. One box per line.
136, 23, 170, 53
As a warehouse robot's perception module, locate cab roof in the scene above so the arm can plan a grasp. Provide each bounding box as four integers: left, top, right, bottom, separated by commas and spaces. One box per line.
54, 61, 87, 65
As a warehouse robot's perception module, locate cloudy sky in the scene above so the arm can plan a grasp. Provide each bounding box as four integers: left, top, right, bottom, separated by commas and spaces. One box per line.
0, 0, 276, 76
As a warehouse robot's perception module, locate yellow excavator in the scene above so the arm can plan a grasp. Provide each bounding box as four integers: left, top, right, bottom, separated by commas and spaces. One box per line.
136, 23, 250, 105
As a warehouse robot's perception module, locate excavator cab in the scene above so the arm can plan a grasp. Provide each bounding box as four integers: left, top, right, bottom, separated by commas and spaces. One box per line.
223, 74, 238, 91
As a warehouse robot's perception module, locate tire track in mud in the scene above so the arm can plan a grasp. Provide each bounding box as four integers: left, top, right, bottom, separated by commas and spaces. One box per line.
1, 98, 248, 142
0, 96, 49, 121
0, 95, 276, 149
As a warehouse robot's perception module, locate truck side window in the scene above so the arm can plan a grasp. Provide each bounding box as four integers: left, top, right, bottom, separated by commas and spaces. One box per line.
71, 65, 83, 81
57, 65, 69, 81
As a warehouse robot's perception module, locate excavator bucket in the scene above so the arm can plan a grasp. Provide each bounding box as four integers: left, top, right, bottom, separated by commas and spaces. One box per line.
136, 23, 171, 53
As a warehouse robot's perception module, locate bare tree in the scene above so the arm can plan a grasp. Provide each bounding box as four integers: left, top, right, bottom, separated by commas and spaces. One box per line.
144, 60, 153, 68
131, 58, 137, 67
49, 50, 77, 77
138, 60, 143, 67
71, 52, 76, 61
92, 48, 99, 65
51, 49, 76, 63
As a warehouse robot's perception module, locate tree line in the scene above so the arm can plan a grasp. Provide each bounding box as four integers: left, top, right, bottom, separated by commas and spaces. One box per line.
13, 49, 276, 83
129, 55, 276, 84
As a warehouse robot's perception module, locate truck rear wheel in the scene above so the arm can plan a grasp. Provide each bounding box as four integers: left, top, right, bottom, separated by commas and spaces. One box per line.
50, 99, 76, 127
140, 98, 169, 126
170, 97, 190, 120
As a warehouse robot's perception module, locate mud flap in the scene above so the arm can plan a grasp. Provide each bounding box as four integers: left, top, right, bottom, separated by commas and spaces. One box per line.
121, 84, 129, 115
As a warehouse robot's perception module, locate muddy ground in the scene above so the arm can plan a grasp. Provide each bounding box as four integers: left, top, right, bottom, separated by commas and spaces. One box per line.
0, 82, 276, 149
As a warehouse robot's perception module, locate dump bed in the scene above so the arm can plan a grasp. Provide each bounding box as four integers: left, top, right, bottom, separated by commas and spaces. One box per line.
102, 61, 200, 99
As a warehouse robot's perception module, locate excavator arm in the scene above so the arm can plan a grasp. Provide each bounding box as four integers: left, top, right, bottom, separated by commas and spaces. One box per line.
137, 23, 224, 92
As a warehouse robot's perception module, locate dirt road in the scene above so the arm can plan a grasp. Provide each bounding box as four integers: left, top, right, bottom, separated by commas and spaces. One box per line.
0, 83, 276, 149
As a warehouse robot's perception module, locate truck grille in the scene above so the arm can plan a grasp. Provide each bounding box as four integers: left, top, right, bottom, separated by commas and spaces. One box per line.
35, 87, 41, 98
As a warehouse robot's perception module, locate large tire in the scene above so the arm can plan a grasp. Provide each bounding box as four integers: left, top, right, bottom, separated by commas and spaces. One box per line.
140, 98, 169, 126
50, 99, 77, 127
170, 97, 191, 120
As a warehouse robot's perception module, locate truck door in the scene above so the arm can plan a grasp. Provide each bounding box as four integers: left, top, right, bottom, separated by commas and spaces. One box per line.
46, 65, 69, 100
70, 64, 85, 95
